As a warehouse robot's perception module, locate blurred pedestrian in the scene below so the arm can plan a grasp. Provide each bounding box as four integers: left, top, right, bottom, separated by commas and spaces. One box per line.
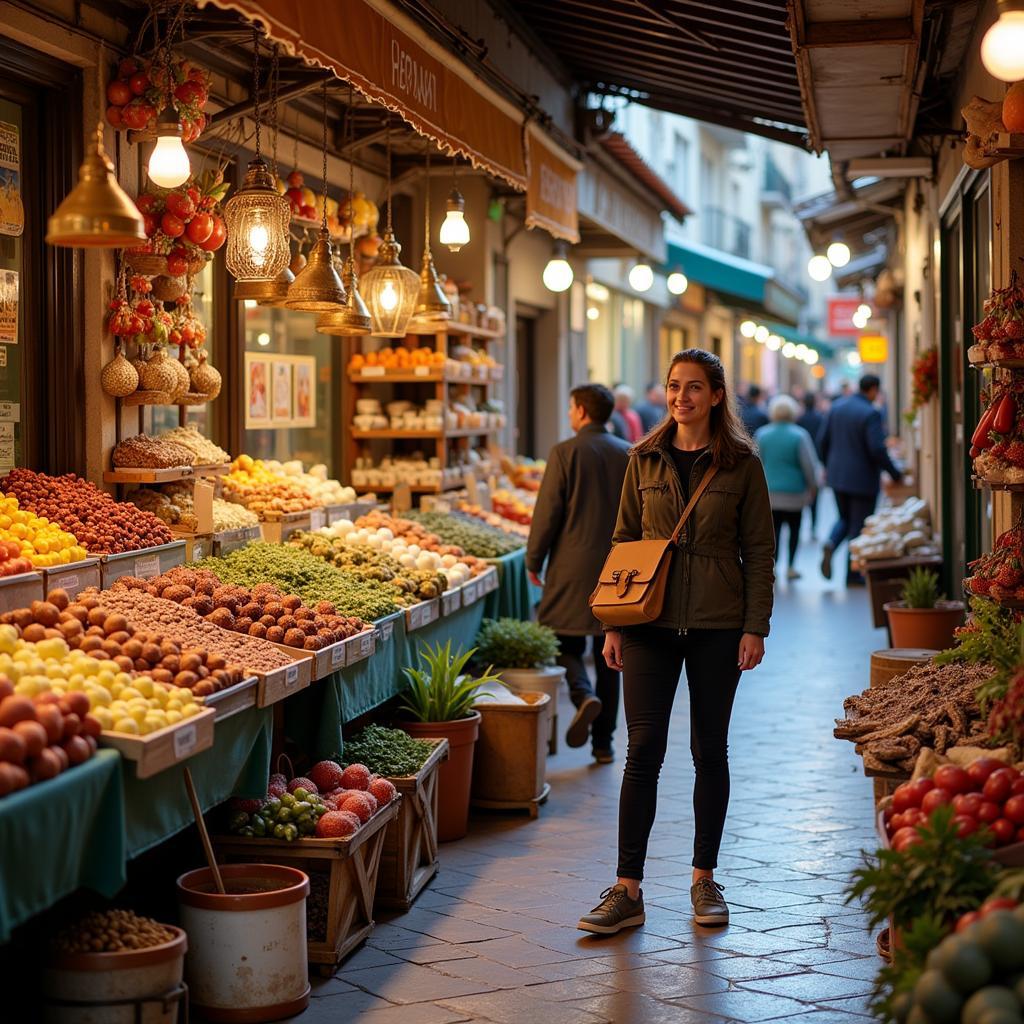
755, 396, 820, 580
818, 374, 903, 585
739, 384, 769, 434
527, 384, 630, 761
609, 384, 644, 443
796, 393, 825, 539
633, 382, 667, 433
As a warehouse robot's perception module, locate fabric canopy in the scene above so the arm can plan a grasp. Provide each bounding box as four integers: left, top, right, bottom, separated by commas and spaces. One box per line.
525, 125, 580, 244
199, 0, 529, 189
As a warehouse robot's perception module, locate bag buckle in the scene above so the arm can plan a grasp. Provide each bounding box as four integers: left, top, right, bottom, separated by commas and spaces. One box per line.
611, 568, 639, 598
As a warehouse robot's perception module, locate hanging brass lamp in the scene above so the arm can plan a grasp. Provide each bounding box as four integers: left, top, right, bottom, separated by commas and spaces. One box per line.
254, 263, 295, 306
317, 257, 371, 335
46, 124, 147, 248
409, 148, 450, 331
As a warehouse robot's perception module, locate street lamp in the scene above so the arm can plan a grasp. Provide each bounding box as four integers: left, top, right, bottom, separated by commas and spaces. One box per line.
629, 263, 654, 292
754, 325, 770, 343
807, 255, 833, 282
740, 320, 757, 338
782, 342, 797, 359
766, 335, 782, 351
826, 242, 851, 268
981, 0, 1024, 80
543, 242, 573, 293
667, 271, 688, 295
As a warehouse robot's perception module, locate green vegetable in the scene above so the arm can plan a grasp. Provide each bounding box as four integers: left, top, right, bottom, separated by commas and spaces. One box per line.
404, 510, 523, 558
474, 617, 559, 668
901, 567, 944, 609
339, 724, 436, 777
400, 640, 502, 722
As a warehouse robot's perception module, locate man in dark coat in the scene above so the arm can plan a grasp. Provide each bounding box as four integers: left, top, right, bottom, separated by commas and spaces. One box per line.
818, 374, 903, 585
633, 382, 666, 434
739, 384, 769, 435
526, 384, 630, 762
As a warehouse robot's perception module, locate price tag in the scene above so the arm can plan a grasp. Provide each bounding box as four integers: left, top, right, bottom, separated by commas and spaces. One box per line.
135, 555, 161, 579
359, 632, 374, 658
0, 402, 20, 422
310, 509, 326, 531
380, 619, 395, 642
53, 574, 79, 593
332, 643, 346, 668
285, 664, 299, 688
174, 723, 197, 759
442, 590, 460, 616
463, 580, 478, 605
361, 366, 386, 377
408, 604, 422, 630
414, 365, 431, 377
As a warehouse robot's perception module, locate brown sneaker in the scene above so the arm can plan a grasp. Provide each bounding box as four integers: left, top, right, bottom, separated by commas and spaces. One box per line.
691, 878, 729, 926
577, 884, 645, 935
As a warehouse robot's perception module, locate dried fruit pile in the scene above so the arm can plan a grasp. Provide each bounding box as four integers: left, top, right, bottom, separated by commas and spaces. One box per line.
834, 660, 992, 772
966, 520, 1024, 601
0, 493, 87, 569
3, 469, 173, 554
222, 455, 321, 515
970, 272, 1024, 363
157, 425, 230, 465
52, 909, 176, 955
970, 379, 1024, 483
112, 434, 196, 469
394, 510, 524, 558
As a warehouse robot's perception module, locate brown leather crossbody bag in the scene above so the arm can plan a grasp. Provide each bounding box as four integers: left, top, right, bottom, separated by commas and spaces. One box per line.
589, 465, 718, 628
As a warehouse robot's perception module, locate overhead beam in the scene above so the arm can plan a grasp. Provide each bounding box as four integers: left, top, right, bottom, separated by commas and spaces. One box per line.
803, 17, 915, 47
209, 72, 334, 127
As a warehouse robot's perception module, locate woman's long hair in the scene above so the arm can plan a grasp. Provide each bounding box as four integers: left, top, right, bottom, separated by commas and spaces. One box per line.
633, 349, 755, 469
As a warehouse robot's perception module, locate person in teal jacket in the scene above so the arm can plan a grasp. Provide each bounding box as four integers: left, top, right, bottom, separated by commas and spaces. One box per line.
754, 395, 820, 580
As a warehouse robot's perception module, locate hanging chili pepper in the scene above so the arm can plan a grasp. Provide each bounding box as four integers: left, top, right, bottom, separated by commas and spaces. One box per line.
972, 401, 1000, 448
994, 392, 1017, 435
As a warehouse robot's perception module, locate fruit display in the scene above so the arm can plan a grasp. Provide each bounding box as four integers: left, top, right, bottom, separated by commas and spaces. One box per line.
849, 497, 937, 564
348, 511, 484, 570
0, 493, 87, 568
970, 272, 1024, 364
115, 566, 366, 651
288, 531, 450, 604
340, 724, 436, 778
156, 425, 230, 466
105, 56, 210, 142
312, 519, 476, 589
0, 682, 99, 797
226, 774, 328, 841
196, 543, 399, 621
972, 386, 1024, 483
52, 909, 177, 955
78, 586, 294, 674
3, 469, 174, 554
491, 486, 536, 526
834, 659, 991, 772
348, 346, 446, 374
111, 434, 196, 470
403, 510, 524, 558
458, 498, 530, 538
222, 456, 321, 515
131, 485, 260, 535
966, 519, 1024, 600
267, 460, 356, 506
276, 173, 379, 237
502, 456, 545, 493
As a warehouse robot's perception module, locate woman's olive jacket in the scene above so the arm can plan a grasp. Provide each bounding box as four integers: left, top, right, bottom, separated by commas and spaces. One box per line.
611, 444, 776, 636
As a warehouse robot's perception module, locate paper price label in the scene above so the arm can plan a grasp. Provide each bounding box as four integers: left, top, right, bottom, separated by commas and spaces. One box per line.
174, 724, 197, 759
463, 580, 478, 604
0, 402, 20, 422
135, 555, 161, 579
53, 574, 79, 593
285, 664, 299, 688
332, 643, 346, 667
359, 633, 374, 657
408, 604, 422, 629
414, 365, 431, 377
380, 620, 395, 642
361, 366, 386, 377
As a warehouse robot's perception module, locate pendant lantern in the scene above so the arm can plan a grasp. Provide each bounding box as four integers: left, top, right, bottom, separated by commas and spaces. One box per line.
410, 148, 450, 330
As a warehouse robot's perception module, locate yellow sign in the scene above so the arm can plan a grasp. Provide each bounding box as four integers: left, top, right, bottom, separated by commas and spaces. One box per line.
858, 334, 888, 364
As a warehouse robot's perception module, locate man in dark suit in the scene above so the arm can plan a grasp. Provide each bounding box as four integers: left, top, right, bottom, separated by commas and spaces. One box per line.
818, 374, 903, 585
526, 384, 630, 762
740, 384, 769, 435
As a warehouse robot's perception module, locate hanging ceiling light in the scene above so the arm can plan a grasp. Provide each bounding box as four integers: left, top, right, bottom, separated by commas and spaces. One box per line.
629, 262, 654, 292
224, 28, 291, 295
740, 320, 757, 338
781, 342, 797, 359
766, 334, 783, 351
852, 309, 870, 329
981, 0, 1024, 80
543, 241, 573, 292
826, 241, 851, 268
754, 325, 770, 343
410, 147, 451, 330
795, 344, 809, 360
807, 255, 833, 282
47, 123, 147, 247
439, 156, 470, 253
667, 271, 688, 295
317, 84, 371, 336
805, 349, 820, 365
148, 107, 190, 188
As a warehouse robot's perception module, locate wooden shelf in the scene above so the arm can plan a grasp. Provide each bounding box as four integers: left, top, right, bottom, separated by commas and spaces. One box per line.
969, 357, 1024, 370
447, 427, 501, 437
972, 475, 1024, 492
349, 370, 446, 383
984, 133, 1024, 159
351, 427, 500, 440
360, 480, 464, 493
104, 466, 195, 484
406, 321, 503, 340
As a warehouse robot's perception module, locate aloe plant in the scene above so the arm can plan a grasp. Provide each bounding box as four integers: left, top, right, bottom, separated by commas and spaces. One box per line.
399, 640, 502, 722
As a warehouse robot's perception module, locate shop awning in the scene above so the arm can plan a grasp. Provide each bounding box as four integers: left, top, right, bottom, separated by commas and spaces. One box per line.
665, 240, 804, 326
763, 321, 835, 359
198, 0, 528, 189
598, 133, 691, 222
525, 125, 581, 244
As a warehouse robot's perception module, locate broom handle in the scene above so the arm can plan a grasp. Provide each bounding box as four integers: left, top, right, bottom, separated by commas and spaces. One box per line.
184, 766, 225, 894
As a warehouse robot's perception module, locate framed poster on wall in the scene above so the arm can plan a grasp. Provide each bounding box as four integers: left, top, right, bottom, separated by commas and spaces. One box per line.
245, 352, 317, 428
291, 356, 315, 427
272, 360, 292, 422
244, 352, 271, 428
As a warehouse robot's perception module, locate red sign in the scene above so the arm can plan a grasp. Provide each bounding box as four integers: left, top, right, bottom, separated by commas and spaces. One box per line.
828, 297, 861, 336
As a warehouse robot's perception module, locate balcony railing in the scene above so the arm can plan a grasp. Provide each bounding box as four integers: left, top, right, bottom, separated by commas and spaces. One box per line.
762, 156, 792, 207
701, 206, 752, 260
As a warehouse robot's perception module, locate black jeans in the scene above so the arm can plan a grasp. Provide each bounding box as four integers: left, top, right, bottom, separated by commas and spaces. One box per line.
827, 491, 877, 580
617, 627, 742, 878
771, 508, 802, 568
557, 633, 620, 747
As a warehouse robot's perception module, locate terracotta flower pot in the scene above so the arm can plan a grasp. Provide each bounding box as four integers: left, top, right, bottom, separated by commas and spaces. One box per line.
884, 600, 965, 652
401, 711, 481, 842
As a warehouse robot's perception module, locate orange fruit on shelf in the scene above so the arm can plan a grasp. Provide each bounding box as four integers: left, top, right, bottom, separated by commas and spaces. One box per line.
1003, 82, 1024, 133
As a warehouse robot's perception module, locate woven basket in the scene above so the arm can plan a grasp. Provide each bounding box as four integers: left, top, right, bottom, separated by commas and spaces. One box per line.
126, 253, 168, 277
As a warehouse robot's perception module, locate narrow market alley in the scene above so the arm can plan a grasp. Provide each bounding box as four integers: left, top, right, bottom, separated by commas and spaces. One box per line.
301, 539, 881, 1024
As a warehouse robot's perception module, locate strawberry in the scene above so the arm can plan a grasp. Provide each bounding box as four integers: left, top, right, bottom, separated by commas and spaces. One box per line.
996, 560, 1022, 588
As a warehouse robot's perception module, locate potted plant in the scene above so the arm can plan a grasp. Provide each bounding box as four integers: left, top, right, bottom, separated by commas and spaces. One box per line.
398, 640, 500, 842
884, 567, 965, 651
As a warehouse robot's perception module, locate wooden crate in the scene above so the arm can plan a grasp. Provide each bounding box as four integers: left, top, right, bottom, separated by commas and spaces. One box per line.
99, 541, 187, 588
99, 706, 215, 778
202, 676, 258, 721
254, 657, 313, 707
376, 739, 449, 911
215, 797, 401, 973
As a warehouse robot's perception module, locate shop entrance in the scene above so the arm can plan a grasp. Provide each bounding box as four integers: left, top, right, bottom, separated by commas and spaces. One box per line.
515, 312, 537, 457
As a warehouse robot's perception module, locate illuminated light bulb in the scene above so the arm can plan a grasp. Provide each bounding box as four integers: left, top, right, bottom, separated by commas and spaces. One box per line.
782, 342, 797, 359
257, 332, 271, 347
439, 188, 470, 252
248, 221, 270, 267
852, 310, 869, 329
847, 351, 862, 368
754, 325, 770, 344
740, 320, 757, 338
667, 271, 688, 295
857, 303, 871, 317
805, 350, 820, 365
795, 344, 808, 359
628, 263, 654, 292
766, 335, 782, 351
587, 306, 600, 321
147, 111, 191, 188
380, 280, 399, 312
543, 243, 574, 292
981, 4, 1024, 81
807, 255, 833, 282
826, 241, 851, 268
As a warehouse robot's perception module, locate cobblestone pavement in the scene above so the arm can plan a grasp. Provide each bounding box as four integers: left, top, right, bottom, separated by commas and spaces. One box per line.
297, 535, 883, 1023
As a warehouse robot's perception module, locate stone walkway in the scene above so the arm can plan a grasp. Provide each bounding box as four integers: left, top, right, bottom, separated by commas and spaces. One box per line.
297, 534, 883, 1023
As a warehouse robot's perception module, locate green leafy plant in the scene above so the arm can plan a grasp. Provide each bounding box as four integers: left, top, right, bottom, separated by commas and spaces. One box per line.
399, 640, 502, 722
473, 617, 559, 669
899, 567, 943, 609
336, 724, 435, 777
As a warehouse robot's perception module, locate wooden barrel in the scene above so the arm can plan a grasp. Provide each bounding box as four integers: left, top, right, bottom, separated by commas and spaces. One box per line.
870, 648, 938, 689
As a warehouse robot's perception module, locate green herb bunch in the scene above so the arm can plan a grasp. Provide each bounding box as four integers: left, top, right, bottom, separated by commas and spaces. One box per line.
400, 640, 502, 722
403, 511, 523, 558
338, 724, 435, 777
473, 617, 560, 669
900, 567, 943, 609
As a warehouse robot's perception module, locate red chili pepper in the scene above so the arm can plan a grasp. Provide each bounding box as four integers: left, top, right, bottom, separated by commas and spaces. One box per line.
994, 393, 1017, 435
972, 402, 1000, 448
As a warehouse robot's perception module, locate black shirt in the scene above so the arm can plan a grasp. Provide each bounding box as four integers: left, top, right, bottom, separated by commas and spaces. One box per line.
668, 445, 707, 501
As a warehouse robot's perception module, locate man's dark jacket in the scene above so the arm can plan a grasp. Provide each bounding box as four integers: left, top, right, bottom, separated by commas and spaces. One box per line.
818, 393, 902, 497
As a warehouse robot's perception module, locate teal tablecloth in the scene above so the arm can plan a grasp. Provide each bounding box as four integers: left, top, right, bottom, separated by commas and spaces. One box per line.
0, 749, 125, 941
483, 549, 536, 621
124, 705, 272, 858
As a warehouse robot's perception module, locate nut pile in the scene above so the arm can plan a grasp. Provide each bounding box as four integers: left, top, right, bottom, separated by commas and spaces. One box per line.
112, 434, 196, 469
353, 511, 487, 573
52, 909, 177, 955
3, 470, 173, 554
87, 586, 295, 672
116, 566, 366, 650
157, 425, 230, 465
129, 488, 198, 532
223, 455, 321, 514
834, 660, 993, 773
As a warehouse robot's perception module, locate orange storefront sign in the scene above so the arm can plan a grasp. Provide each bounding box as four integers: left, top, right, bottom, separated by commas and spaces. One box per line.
201, 0, 528, 189
858, 334, 889, 364
525, 126, 580, 243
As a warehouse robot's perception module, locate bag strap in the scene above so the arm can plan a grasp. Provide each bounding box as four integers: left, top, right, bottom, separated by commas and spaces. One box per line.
668, 464, 718, 545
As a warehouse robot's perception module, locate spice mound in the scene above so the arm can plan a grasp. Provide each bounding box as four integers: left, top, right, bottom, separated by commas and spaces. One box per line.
52, 909, 176, 955
112, 434, 197, 470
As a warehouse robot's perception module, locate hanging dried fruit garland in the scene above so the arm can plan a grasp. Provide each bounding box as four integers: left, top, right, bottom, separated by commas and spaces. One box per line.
106, 55, 210, 143
905, 345, 938, 422
969, 271, 1024, 364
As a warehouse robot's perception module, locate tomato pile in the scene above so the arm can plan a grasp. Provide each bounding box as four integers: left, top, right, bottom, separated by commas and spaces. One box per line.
132, 173, 228, 267
886, 758, 1024, 852
106, 56, 210, 143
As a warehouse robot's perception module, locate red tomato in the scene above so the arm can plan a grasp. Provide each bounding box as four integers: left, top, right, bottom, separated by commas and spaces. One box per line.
892, 783, 918, 814
197, 216, 226, 251
135, 194, 157, 214
979, 800, 1002, 824
1006, 795, 1024, 826
185, 212, 213, 244
186, 186, 201, 205
285, 187, 304, 207
902, 808, 928, 829
142, 214, 158, 237
174, 80, 208, 106
287, 170, 303, 188
954, 792, 985, 818
953, 814, 979, 838
106, 105, 123, 128
883, 805, 896, 823
1011, 778, 1024, 796
160, 212, 185, 238
888, 812, 905, 835
981, 897, 1018, 915
991, 818, 1017, 846
967, 757, 1004, 788
129, 72, 150, 96
118, 58, 138, 79
107, 80, 133, 107
922, 788, 952, 815
165, 251, 189, 276
984, 772, 1014, 804
935, 764, 973, 795
300, 204, 317, 220
910, 777, 936, 802
892, 826, 923, 852
956, 910, 982, 932
165, 192, 195, 220
121, 102, 150, 131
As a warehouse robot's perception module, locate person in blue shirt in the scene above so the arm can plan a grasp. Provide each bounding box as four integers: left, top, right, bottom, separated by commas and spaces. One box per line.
755, 396, 820, 580
818, 374, 904, 585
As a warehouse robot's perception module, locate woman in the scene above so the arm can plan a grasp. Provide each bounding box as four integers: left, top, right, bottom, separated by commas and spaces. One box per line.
578, 349, 775, 935
755, 395, 821, 581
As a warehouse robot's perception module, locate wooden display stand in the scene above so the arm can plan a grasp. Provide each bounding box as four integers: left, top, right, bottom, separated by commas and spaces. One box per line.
376, 738, 448, 910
